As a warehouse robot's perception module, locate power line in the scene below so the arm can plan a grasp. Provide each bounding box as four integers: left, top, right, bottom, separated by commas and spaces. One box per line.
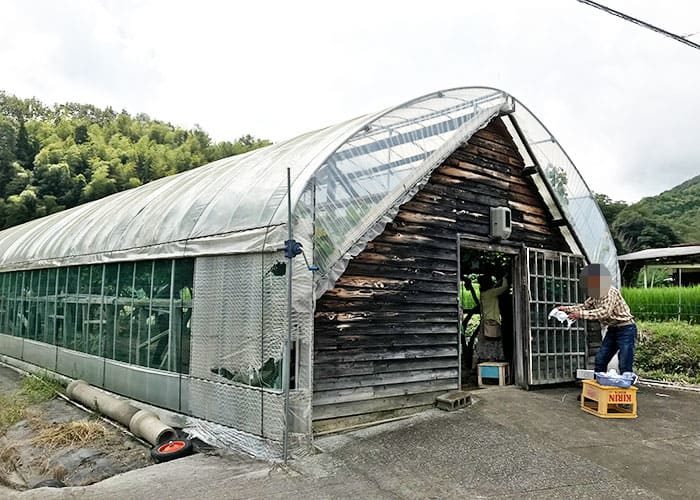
576, 0, 700, 51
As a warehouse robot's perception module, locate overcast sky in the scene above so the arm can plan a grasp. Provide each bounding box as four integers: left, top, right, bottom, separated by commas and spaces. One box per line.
2, 0, 699, 202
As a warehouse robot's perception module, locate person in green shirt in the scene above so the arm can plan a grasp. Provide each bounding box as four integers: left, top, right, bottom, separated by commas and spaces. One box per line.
475, 274, 509, 362
460, 276, 480, 372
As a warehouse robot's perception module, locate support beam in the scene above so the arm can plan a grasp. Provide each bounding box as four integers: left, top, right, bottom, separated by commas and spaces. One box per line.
643, 266, 648, 289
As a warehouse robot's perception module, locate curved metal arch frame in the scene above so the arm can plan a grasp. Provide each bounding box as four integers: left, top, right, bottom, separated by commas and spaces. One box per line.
276, 86, 619, 295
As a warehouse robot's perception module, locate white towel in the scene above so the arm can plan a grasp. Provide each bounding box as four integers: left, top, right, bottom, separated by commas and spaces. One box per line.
548, 307, 576, 328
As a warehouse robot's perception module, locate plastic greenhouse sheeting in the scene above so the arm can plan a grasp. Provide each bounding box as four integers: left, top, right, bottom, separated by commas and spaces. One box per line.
0, 87, 619, 286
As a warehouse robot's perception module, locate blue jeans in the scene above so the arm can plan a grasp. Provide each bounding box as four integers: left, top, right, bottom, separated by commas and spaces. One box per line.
595, 323, 637, 373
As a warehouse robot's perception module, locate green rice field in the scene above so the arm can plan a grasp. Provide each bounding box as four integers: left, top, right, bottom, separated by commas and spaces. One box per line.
622, 286, 700, 323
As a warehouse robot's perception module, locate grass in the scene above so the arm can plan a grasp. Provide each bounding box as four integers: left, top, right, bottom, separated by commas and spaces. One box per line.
19, 373, 62, 403
0, 372, 62, 432
0, 397, 25, 432
636, 320, 700, 384
622, 286, 700, 323
32, 420, 109, 450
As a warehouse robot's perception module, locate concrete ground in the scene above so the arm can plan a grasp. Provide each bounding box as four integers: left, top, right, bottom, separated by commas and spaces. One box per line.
9, 384, 700, 499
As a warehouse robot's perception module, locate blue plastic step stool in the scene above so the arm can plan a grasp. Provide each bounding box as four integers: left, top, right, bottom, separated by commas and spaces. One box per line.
477, 362, 510, 386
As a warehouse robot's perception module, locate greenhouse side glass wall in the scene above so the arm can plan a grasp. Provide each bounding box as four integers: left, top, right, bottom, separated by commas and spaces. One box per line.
0, 259, 193, 374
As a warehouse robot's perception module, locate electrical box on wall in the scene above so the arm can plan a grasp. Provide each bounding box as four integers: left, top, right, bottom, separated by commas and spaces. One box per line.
490, 207, 512, 240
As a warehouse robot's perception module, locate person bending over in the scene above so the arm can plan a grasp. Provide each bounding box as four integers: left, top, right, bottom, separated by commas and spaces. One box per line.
558, 264, 637, 374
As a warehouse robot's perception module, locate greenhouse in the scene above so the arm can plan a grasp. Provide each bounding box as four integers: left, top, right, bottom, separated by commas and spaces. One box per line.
0, 87, 618, 457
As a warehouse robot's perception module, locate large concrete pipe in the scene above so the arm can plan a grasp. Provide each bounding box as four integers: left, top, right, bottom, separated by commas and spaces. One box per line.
129, 409, 177, 445
66, 380, 139, 427
66, 380, 176, 445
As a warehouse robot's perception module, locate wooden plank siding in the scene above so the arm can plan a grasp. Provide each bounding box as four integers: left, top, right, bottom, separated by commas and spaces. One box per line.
312, 117, 571, 432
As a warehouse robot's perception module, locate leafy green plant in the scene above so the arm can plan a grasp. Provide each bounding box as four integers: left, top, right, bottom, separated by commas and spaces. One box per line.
635, 321, 700, 383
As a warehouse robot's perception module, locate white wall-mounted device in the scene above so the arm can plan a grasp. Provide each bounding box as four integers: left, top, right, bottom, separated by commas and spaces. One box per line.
489, 207, 512, 240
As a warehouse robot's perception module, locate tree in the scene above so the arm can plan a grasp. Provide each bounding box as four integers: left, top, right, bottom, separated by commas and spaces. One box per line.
15, 119, 37, 168
82, 162, 117, 201
0, 117, 17, 196
612, 209, 681, 253
3, 189, 38, 228
0, 90, 271, 230
74, 123, 89, 144
4, 164, 32, 197
35, 162, 75, 199
594, 193, 628, 227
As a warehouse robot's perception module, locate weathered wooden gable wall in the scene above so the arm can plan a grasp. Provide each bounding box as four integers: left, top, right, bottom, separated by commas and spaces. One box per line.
313, 117, 570, 431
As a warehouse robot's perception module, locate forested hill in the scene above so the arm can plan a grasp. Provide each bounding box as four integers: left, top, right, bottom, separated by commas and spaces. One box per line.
630, 174, 700, 244
0, 91, 271, 230
596, 174, 700, 253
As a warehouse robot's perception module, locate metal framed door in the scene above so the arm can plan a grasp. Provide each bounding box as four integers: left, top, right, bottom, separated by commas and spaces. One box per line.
525, 248, 587, 385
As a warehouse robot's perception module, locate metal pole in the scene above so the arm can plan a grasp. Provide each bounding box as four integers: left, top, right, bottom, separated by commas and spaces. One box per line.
282, 167, 293, 463
678, 267, 683, 321
456, 236, 462, 391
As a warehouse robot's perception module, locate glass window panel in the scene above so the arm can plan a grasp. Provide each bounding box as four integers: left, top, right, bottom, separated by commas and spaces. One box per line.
552, 272, 561, 303
85, 265, 104, 356
19, 272, 31, 338
6, 272, 17, 336
42, 269, 55, 344
65, 266, 81, 351
548, 355, 557, 380
72, 266, 89, 352
3, 273, 11, 334
539, 304, 548, 327
54, 268, 66, 347
149, 260, 172, 370
538, 328, 547, 353
5, 272, 12, 332
544, 278, 555, 305
578, 330, 587, 352
8, 273, 18, 335
173, 259, 194, 374
133, 261, 153, 367
102, 264, 119, 360
116, 262, 135, 364
531, 330, 539, 354
27, 271, 38, 340
569, 260, 578, 280
36, 269, 49, 342
0, 274, 6, 333
529, 302, 537, 327
78, 266, 90, 295
558, 329, 567, 353
536, 253, 544, 276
